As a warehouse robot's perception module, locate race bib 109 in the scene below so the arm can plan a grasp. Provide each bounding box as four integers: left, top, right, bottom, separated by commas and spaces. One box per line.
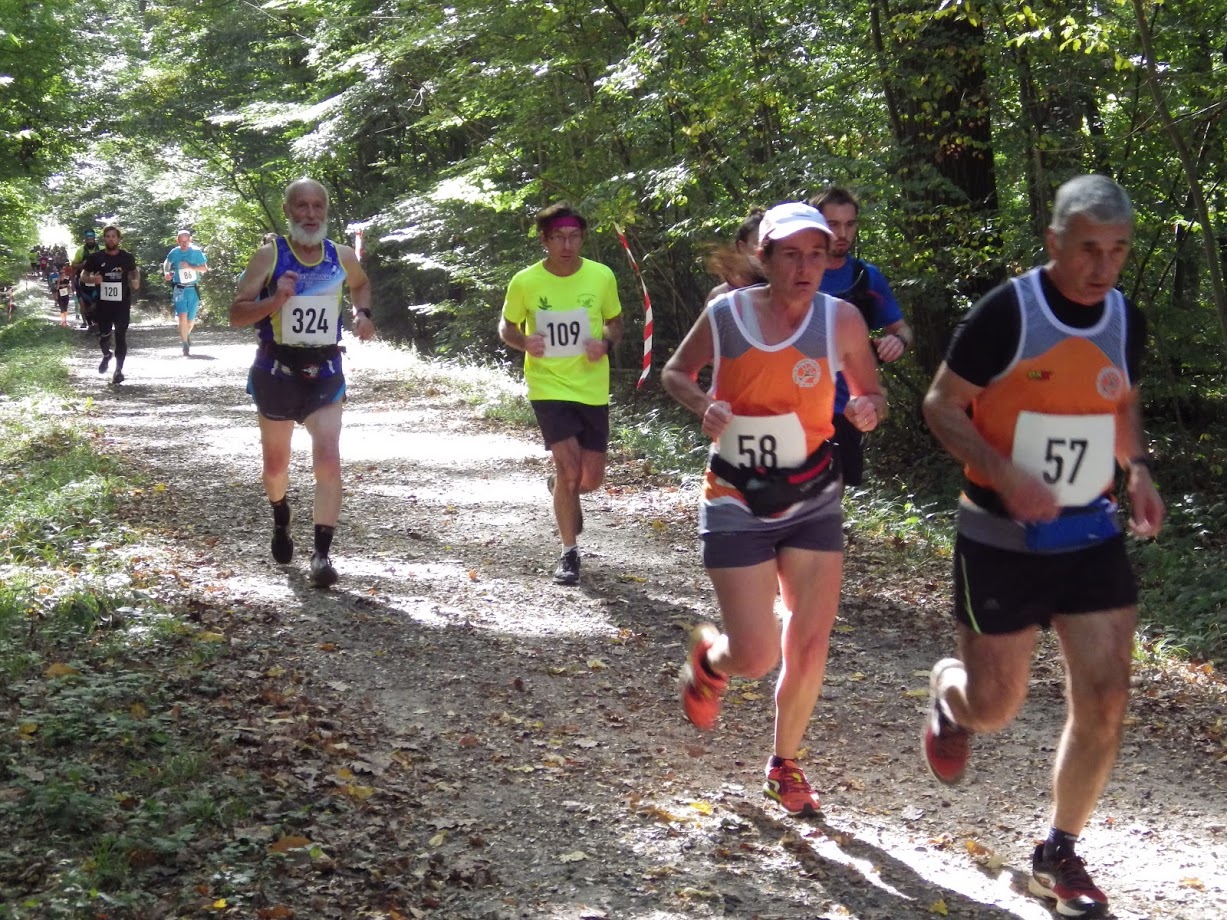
537, 308, 590, 358
1012, 411, 1115, 507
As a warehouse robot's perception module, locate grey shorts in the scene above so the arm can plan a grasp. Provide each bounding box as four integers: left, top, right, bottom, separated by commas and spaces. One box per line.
702, 505, 843, 568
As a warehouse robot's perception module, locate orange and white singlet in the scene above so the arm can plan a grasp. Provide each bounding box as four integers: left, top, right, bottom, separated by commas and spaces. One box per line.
965, 268, 1130, 514
700, 287, 841, 532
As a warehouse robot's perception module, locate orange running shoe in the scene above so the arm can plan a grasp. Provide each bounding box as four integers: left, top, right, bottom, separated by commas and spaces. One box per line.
679, 623, 728, 730
763, 758, 821, 817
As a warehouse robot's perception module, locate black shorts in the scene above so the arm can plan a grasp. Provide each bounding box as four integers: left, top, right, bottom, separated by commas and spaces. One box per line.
952, 533, 1138, 635
832, 413, 865, 488
531, 400, 609, 452
248, 367, 346, 424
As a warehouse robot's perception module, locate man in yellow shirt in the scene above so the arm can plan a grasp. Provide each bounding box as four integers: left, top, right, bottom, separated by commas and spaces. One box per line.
499, 203, 624, 585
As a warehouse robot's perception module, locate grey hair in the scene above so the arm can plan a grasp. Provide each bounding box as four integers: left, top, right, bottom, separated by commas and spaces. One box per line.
284, 178, 330, 208
1050, 174, 1133, 236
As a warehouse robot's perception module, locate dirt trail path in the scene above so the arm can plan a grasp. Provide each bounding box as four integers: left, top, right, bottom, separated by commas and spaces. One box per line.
67, 317, 1226, 919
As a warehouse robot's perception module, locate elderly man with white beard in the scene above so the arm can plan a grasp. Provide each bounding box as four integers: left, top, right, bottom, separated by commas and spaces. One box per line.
230, 178, 376, 588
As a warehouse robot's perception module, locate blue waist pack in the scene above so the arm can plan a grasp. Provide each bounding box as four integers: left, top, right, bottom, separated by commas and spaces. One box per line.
1024, 497, 1120, 552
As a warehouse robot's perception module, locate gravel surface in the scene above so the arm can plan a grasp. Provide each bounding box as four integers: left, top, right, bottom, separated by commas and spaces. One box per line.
68, 315, 1227, 919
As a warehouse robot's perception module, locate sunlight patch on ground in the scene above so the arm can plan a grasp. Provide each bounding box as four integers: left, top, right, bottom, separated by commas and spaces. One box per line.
342, 415, 538, 466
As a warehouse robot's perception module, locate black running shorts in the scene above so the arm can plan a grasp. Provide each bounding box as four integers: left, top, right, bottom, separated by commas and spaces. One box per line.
248, 367, 345, 424
531, 399, 609, 452
952, 533, 1138, 634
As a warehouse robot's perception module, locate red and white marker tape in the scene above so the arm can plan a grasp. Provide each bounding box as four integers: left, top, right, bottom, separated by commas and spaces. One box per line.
615, 225, 652, 388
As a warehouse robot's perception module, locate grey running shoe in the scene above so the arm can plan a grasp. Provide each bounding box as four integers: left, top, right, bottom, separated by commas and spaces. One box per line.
309, 552, 339, 589
553, 548, 580, 586
98, 352, 112, 373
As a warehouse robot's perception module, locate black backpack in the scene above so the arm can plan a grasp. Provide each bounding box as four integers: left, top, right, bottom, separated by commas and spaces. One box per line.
834, 257, 877, 328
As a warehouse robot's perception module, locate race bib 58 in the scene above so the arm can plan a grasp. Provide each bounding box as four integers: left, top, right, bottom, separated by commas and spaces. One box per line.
717, 413, 807, 471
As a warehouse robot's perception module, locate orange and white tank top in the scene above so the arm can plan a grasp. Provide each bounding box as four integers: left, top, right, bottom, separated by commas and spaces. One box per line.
703, 287, 839, 507
967, 268, 1130, 508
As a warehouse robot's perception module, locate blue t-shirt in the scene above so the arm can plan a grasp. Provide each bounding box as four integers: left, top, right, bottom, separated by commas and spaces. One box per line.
820, 258, 903, 412
165, 246, 208, 286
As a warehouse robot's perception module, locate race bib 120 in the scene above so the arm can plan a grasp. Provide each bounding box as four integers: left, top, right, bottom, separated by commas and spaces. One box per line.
100, 281, 122, 302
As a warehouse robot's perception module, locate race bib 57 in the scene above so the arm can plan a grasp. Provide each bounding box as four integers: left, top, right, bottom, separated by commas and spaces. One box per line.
1011, 411, 1115, 506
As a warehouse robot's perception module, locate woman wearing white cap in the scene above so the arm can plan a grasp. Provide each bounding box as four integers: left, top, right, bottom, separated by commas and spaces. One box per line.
663, 201, 886, 817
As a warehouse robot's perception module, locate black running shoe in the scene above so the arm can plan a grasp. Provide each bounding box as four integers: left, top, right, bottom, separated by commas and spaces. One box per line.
553, 548, 580, 586
98, 352, 112, 374
1029, 843, 1109, 918
111, 370, 124, 386
271, 524, 294, 564
309, 552, 338, 588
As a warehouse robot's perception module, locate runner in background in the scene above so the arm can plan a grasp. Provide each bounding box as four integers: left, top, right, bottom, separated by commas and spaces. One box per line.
498, 202, 624, 586
811, 186, 912, 488
163, 229, 209, 355
72, 230, 101, 331
54, 262, 72, 327
704, 207, 767, 305
79, 225, 140, 386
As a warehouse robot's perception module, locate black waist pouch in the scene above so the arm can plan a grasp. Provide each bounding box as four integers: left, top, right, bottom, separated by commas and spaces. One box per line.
259, 342, 342, 374
710, 440, 841, 517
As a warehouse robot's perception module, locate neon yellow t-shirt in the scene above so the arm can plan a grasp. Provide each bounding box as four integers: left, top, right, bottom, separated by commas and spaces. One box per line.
502, 258, 622, 405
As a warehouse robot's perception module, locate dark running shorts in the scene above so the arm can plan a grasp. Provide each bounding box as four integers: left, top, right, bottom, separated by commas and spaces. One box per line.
953, 533, 1138, 634
248, 367, 346, 424
531, 399, 609, 452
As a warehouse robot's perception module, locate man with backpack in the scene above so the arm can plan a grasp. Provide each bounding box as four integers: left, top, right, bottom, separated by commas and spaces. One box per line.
812, 186, 913, 487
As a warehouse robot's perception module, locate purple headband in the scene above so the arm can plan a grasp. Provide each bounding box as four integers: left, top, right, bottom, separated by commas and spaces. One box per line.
546, 216, 583, 233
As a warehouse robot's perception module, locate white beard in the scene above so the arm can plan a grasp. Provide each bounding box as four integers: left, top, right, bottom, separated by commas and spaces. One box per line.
288, 220, 328, 247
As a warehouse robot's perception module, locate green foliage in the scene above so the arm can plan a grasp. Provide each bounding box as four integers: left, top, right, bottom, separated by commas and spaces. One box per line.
1131, 490, 1227, 660
4, 0, 1226, 663
0, 314, 73, 395
609, 399, 709, 478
